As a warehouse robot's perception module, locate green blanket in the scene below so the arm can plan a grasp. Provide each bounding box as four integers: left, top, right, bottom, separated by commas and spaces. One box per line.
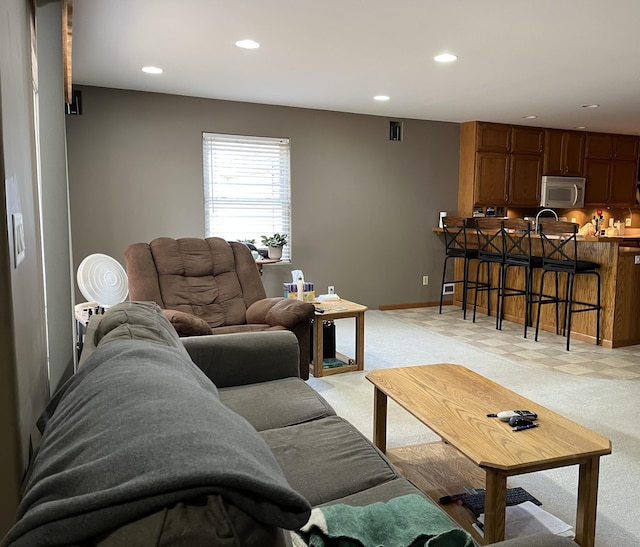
293, 494, 476, 547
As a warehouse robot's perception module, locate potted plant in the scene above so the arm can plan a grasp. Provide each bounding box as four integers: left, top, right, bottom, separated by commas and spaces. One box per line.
261, 233, 288, 259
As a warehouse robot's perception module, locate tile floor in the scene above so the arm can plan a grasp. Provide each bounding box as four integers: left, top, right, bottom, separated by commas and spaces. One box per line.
385, 305, 640, 380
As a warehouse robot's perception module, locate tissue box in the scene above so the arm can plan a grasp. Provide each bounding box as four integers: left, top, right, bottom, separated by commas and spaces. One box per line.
283, 282, 315, 302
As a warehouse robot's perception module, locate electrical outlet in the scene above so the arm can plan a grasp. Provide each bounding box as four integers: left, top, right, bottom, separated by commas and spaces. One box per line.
635, 256, 640, 265
328, 285, 335, 294
626, 217, 632, 227
422, 275, 429, 286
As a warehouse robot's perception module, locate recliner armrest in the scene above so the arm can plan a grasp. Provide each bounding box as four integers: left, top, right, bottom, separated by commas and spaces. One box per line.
181, 331, 301, 388
246, 297, 315, 328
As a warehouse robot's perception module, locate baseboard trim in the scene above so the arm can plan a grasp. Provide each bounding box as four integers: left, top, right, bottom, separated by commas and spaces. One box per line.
379, 300, 452, 311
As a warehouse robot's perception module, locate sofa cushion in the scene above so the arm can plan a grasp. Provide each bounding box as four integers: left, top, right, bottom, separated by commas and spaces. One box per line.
210, 324, 284, 335
219, 377, 336, 431
261, 416, 398, 506
319, 477, 429, 507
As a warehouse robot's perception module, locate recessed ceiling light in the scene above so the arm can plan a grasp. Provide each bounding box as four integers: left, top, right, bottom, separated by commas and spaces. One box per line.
575, 126, 588, 130
522, 115, 537, 119
374, 95, 390, 102
141, 66, 163, 74
235, 39, 260, 49
582, 104, 600, 108
434, 53, 458, 63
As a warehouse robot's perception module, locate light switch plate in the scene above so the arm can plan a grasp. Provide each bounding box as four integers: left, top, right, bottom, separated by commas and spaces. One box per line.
12, 213, 25, 267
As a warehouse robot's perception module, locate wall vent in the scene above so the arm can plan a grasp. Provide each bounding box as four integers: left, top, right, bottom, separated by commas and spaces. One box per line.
442, 283, 455, 295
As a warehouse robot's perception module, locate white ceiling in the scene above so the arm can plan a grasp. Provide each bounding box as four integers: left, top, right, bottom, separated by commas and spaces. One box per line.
72, 0, 640, 135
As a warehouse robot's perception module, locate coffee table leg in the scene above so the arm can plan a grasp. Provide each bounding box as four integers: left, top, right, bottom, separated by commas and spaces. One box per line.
372, 387, 387, 453
575, 456, 600, 547
483, 469, 507, 544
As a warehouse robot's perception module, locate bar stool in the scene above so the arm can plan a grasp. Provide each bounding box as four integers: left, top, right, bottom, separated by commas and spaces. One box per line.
439, 216, 478, 320
500, 219, 543, 338
534, 220, 601, 350
472, 218, 504, 327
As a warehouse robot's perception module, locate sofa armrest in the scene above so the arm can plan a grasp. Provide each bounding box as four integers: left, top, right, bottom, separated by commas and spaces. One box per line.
181, 331, 301, 388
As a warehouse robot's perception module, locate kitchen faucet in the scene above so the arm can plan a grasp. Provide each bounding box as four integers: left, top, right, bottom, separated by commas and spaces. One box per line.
534, 208, 559, 233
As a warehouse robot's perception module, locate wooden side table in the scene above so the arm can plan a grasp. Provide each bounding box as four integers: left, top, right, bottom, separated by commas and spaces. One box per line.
255, 258, 280, 275
311, 299, 367, 377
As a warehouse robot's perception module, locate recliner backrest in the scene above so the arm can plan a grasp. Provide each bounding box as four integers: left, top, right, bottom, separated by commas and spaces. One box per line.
125, 237, 267, 327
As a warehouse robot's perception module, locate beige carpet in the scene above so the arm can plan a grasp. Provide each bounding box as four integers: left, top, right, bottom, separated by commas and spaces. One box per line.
306, 309, 640, 545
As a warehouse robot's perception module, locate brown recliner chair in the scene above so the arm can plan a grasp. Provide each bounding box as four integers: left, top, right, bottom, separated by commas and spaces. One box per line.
124, 237, 315, 379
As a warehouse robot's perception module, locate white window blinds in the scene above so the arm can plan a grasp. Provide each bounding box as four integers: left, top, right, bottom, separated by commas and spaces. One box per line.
203, 133, 291, 261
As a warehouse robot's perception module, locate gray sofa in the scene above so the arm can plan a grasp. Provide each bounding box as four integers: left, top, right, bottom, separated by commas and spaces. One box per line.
2, 302, 577, 547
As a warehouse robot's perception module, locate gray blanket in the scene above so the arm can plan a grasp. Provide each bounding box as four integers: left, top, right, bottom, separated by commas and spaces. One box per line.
2, 339, 311, 546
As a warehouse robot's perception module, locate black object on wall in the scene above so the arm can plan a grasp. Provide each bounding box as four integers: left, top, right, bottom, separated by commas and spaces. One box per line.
65, 89, 82, 115
389, 120, 402, 141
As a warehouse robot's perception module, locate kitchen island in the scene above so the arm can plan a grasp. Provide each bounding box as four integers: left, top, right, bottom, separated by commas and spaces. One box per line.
438, 228, 640, 348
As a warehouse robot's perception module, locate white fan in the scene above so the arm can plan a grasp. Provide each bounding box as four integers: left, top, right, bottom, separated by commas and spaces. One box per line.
77, 254, 129, 307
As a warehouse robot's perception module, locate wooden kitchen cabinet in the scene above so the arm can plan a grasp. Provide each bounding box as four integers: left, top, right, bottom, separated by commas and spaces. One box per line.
508, 154, 543, 206
476, 123, 511, 152
459, 122, 543, 213
511, 126, 544, 154
475, 152, 509, 205
584, 158, 637, 206
609, 160, 638, 205
584, 159, 610, 205
586, 133, 639, 161
584, 133, 639, 206
543, 129, 585, 176
459, 121, 640, 216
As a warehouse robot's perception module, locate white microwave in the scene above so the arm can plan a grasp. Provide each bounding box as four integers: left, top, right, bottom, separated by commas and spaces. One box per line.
540, 176, 586, 208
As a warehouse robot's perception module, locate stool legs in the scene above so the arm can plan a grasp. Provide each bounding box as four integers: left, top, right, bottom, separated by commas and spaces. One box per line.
535, 270, 601, 350
439, 255, 475, 319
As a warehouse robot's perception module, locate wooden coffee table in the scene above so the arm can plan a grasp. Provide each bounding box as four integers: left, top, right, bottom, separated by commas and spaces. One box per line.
366, 364, 611, 546
311, 299, 367, 377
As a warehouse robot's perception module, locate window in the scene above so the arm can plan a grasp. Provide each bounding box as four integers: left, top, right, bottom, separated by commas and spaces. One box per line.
203, 133, 292, 260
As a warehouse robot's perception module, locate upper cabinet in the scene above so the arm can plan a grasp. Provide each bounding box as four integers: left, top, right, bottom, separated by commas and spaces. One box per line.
585, 133, 639, 161
457, 122, 640, 215
476, 123, 511, 153
584, 133, 640, 207
511, 126, 545, 155
458, 122, 543, 214
543, 130, 585, 176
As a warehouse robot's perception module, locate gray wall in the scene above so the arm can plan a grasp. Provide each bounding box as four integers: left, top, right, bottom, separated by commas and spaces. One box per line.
67, 87, 459, 309
0, 0, 49, 532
